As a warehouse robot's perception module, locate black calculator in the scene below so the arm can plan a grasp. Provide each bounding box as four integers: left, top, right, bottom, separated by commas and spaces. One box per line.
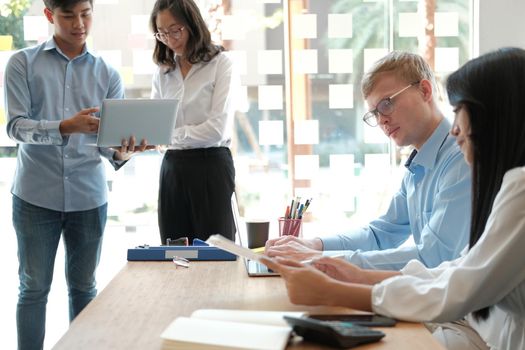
284, 315, 385, 348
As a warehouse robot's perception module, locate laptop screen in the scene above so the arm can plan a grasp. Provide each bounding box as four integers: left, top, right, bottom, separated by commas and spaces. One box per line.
230, 193, 278, 277
231, 192, 247, 247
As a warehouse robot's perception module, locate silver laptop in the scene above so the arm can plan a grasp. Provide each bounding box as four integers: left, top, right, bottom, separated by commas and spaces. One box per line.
96, 99, 178, 147
231, 193, 279, 277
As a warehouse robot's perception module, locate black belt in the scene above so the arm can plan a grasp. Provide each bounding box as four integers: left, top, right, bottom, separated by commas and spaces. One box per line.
166, 147, 230, 158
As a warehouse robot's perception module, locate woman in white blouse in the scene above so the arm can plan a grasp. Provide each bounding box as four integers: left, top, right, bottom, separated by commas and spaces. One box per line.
262, 47, 525, 350
149, 0, 238, 244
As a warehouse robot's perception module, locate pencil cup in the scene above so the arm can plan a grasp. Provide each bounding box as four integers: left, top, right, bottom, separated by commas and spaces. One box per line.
278, 217, 302, 237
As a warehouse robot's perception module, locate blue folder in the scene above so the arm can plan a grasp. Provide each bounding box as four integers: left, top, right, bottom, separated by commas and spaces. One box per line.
127, 245, 237, 261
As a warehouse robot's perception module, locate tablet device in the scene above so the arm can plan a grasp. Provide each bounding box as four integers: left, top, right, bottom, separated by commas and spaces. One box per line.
96, 99, 178, 147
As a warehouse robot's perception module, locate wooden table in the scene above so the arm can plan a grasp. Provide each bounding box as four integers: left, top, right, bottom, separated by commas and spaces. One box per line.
52, 260, 444, 350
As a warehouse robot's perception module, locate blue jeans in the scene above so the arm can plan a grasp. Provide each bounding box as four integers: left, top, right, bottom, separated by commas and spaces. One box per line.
12, 195, 107, 350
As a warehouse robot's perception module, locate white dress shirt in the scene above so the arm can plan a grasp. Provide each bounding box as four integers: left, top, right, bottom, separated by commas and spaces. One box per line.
151, 52, 237, 149
371, 166, 525, 350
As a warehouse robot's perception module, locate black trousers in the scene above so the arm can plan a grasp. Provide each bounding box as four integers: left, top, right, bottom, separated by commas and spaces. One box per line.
158, 147, 235, 244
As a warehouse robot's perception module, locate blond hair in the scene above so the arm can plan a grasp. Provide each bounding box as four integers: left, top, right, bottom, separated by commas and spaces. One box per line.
361, 51, 436, 99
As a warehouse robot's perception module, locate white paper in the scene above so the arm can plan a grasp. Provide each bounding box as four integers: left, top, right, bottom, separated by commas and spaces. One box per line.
435, 12, 459, 37
435, 47, 459, 72
330, 154, 355, 176
364, 124, 388, 144
292, 14, 317, 39
294, 120, 319, 145
258, 50, 283, 75
128, 34, 148, 49
364, 153, 390, 170
329, 49, 353, 74
258, 85, 283, 110
328, 14, 353, 38
131, 15, 150, 35
132, 49, 155, 75
222, 15, 246, 40
225, 50, 247, 75
97, 50, 122, 69
293, 49, 318, 74
206, 235, 262, 262
398, 12, 420, 37
329, 154, 356, 211
294, 155, 319, 180
259, 120, 284, 145
23, 16, 48, 41
329, 84, 353, 109
363, 48, 388, 73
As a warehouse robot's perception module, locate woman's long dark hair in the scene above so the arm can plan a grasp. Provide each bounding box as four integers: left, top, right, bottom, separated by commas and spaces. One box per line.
150, 0, 224, 72
446, 47, 525, 321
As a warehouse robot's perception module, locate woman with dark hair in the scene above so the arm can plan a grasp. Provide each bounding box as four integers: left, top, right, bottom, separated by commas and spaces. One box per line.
149, 0, 238, 244
262, 47, 525, 350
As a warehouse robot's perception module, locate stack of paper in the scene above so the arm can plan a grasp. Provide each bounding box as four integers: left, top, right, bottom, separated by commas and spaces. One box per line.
161, 309, 304, 350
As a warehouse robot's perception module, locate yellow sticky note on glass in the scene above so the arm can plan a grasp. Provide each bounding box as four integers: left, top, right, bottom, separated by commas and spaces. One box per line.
0, 36, 13, 51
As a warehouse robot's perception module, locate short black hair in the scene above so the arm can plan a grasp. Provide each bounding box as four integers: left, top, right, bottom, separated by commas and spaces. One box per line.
43, 0, 93, 10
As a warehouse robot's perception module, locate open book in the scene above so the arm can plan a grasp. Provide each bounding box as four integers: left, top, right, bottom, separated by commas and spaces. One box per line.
161, 309, 304, 350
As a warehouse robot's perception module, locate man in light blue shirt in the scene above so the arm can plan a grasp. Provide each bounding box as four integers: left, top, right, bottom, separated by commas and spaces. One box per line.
5, 1, 144, 349
266, 52, 471, 271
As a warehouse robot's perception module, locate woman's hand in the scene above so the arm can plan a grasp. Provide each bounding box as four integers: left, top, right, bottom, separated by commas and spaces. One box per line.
312, 257, 368, 284
261, 256, 375, 311
261, 257, 336, 306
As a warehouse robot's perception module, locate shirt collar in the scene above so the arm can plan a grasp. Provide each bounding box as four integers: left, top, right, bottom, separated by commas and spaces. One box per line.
43, 36, 95, 59
406, 118, 452, 170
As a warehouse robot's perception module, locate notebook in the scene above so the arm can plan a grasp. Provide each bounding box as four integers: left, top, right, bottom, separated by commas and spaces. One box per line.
96, 98, 178, 147
161, 309, 303, 350
231, 193, 279, 277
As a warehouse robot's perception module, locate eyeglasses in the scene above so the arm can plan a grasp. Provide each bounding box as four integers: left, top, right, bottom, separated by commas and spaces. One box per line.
154, 26, 185, 43
363, 81, 420, 127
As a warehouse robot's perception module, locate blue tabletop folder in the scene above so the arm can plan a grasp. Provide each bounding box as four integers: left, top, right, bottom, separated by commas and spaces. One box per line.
127, 240, 236, 261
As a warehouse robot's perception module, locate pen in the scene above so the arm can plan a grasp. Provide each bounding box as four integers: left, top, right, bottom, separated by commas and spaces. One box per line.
300, 253, 346, 265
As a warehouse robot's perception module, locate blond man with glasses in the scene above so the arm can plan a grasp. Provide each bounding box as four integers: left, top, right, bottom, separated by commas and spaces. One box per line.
266, 52, 472, 271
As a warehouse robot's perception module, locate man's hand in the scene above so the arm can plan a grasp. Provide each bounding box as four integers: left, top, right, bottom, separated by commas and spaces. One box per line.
264, 236, 323, 261
113, 136, 153, 161
59, 107, 100, 135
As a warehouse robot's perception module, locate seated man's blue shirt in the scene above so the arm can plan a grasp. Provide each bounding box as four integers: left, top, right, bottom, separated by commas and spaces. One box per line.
322, 119, 471, 269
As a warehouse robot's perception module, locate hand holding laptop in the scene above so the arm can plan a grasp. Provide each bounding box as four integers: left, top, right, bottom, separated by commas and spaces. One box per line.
112, 135, 152, 161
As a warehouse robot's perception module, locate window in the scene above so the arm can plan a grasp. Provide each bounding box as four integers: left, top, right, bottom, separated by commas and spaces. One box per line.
0, 0, 474, 236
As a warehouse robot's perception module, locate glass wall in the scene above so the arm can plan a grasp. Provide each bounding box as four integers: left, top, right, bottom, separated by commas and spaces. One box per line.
0, 0, 474, 238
